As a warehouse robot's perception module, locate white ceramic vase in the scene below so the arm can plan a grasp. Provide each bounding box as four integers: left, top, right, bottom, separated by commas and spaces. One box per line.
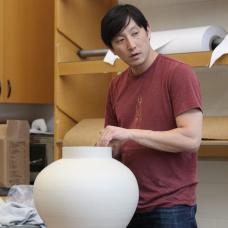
33, 146, 139, 228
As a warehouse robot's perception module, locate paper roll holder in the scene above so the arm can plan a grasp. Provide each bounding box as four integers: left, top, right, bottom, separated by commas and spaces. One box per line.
77, 37, 224, 58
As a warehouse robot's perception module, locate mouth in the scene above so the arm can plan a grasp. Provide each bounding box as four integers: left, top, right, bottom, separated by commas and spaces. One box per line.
130, 53, 140, 59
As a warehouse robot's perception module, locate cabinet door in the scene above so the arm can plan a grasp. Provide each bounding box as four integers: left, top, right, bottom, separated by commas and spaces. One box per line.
3, 0, 54, 103
0, 0, 4, 102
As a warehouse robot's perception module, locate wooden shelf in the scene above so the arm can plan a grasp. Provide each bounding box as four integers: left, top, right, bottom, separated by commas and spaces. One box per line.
199, 140, 228, 157
172, 51, 228, 67
58, 51, 228, 76
58, 59, 127, 76
201, 140, 228, 146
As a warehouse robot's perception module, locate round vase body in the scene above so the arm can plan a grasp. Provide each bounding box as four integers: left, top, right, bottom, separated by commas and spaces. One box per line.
33, 147, 139, 228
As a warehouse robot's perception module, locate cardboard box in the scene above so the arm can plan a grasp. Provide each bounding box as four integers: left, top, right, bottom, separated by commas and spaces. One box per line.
0, 120, 30, 187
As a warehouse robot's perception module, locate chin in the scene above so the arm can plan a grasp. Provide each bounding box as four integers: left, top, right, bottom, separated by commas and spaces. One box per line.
129, 59, 144, 67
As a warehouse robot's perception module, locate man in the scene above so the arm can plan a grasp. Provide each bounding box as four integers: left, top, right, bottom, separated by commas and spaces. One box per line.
97, 4, 202, 228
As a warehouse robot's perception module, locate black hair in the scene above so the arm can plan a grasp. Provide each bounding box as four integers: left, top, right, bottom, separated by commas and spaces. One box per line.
101, 4, 149, 48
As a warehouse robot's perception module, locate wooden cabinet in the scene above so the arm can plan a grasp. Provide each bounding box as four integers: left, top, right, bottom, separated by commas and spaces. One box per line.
0, 0, 54, 104
0, 0, 4, 102
54, 0, 117, 159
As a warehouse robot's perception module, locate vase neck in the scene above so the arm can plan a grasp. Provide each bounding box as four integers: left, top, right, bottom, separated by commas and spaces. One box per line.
62, 146, 112, 159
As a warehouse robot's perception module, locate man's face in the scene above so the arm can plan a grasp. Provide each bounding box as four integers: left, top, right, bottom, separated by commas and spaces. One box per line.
111, 18, 151, 69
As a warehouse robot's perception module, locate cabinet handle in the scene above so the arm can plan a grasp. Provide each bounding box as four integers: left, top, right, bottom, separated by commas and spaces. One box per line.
7, 80, 11, 98
0, 81, 1, 96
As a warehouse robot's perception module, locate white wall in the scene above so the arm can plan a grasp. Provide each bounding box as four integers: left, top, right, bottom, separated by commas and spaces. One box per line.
120, 0, 228, 30
197, 159, 228, 227
119, 0, 228, 227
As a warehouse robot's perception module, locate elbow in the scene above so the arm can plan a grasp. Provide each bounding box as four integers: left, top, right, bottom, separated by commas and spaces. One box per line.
174, 136, 201, 153
186, 137, 201, 153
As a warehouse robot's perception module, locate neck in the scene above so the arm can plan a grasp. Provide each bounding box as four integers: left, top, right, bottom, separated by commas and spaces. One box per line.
131, 49, 158, 76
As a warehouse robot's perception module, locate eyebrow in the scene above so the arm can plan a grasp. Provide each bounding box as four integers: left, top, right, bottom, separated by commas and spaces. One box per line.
128, 25, 139, 32
117, 25, 140, 37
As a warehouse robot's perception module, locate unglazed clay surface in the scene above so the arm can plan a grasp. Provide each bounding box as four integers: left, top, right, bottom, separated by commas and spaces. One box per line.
33, 146, 139, 228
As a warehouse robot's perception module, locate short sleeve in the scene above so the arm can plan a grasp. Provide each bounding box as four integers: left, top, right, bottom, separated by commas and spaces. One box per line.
169, 64, 203, 117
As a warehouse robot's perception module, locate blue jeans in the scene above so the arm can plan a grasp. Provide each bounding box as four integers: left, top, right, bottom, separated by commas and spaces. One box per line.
127, 205, 197, 228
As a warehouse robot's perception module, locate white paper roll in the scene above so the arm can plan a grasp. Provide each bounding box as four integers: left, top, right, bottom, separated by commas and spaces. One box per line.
150, 25, 227, 54
103, 25, 227, 65
209, 34, 228, 67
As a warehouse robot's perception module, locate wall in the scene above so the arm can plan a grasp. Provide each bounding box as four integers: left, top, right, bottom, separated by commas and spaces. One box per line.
0, 104, 54, 132
197, 159, 228, 227
196, 66, 228, 116
119, 0, 228, 227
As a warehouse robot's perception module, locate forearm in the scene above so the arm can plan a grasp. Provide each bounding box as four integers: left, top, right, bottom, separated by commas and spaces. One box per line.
97, 110, 203, 153
129, 128, 201, 153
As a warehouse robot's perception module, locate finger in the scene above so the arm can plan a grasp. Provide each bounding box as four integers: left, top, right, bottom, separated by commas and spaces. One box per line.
96, 130, 111, 146
101, 131, 113, 146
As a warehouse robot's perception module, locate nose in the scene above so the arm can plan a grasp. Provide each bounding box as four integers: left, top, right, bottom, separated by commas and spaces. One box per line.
126, 37, 136, 50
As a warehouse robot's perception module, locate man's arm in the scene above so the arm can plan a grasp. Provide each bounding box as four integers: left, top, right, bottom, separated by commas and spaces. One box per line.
97, 109, 203, 153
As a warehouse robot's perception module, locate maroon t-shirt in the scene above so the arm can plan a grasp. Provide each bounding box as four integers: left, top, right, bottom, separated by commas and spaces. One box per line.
105, 54, 202, 212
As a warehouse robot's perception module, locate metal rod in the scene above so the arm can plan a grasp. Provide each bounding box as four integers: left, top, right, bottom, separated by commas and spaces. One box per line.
77, 36, 224, 58
78, 48, 109, 58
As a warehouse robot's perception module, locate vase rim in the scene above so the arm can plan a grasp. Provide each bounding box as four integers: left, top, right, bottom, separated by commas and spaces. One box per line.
62, 146, 112, 159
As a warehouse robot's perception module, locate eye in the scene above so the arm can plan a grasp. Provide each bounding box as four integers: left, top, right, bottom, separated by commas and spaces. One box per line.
115, 38, 125, 44
132, 31, 139, 36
